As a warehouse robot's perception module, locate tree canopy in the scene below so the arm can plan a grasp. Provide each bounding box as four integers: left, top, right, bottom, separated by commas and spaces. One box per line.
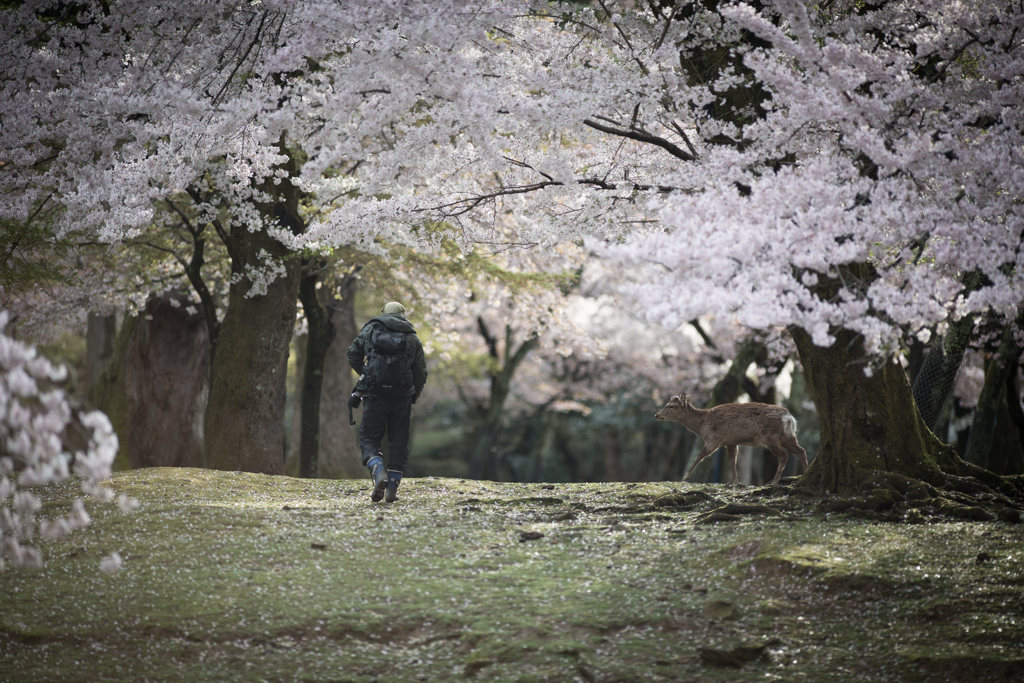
1, 1, 1021, 495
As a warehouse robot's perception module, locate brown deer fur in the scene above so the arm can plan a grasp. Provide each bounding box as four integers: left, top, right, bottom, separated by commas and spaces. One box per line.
655, 394, 809, 486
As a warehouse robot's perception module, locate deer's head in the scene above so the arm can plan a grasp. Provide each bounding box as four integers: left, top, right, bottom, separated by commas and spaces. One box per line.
655, 394, 691, 421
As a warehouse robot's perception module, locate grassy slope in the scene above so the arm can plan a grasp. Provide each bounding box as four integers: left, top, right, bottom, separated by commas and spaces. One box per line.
2, 468, 1023, 683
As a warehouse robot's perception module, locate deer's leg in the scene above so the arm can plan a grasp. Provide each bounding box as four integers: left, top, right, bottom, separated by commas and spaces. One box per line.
683, 442, 718, 482
767, 445, 790, 486
726, 446, 739, 485
783, 437, 810, 472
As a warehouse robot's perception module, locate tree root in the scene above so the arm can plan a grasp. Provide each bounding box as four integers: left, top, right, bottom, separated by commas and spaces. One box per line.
652, 490, 721, 509
696, 503, 782, 524
809, 470, 1023, 524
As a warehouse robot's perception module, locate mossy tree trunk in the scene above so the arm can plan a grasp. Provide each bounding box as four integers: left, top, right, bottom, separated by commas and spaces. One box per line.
124, 294, 209, 469
791, 264, 1013, 494
88, 313, 135, 472
965, 320, 1024, 474
204, 133, 308, 475
317, 270, 362, 479
296, 261, 332, 479
204, 142, 304, 474
792, 325, 953, 492
204, 222, 299, 474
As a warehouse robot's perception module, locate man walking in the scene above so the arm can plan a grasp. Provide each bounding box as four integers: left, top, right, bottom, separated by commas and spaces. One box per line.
347, 302, 427, 502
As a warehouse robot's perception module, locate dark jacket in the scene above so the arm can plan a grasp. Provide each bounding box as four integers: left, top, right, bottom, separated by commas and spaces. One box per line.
347, 314, 428, 400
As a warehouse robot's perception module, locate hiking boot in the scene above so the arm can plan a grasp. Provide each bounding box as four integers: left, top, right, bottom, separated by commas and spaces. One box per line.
384, 470, 403, 503
366, 456, 388, 502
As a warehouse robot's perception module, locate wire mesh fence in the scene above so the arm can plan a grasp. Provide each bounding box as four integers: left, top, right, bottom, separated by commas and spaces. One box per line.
912, 333, 971, 430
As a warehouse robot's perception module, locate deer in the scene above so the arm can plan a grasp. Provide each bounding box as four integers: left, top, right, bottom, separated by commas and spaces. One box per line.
655, 393, 810, 486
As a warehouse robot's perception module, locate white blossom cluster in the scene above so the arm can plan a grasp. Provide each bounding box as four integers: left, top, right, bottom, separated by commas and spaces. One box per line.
0, 312, 134, 571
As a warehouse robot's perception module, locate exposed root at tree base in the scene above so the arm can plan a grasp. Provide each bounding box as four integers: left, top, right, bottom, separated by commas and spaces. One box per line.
795, 470, 1024, 525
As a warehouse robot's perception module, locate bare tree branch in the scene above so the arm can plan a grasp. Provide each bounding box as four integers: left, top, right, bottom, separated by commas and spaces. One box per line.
583, 119, 697, 162
416, 155, 685, 219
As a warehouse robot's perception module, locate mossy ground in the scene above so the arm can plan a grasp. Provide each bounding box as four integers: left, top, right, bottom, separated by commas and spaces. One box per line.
2, 468, 1023, 682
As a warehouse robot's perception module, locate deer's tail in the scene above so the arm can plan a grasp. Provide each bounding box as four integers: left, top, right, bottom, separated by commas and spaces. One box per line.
782, 414, 798, 438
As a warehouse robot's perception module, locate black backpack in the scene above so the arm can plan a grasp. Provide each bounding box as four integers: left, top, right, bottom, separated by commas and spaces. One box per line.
361, 323, 414, 397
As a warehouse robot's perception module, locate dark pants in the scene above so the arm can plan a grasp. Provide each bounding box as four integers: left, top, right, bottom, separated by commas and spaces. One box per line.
358, 395, 412, 471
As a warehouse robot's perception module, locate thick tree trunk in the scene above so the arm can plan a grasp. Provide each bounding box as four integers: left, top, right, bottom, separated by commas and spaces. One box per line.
318, 276, 362, 479
204, 225, 299, 474
85, 313, 116, 390
297, 267, 331, 479
965, 323, 1023, 472
792, 325, 953, 492
784, 263, 1013, 493
285, 334, 306, 475
88, 314, 134, 472
89, 295, 208, 470
124, 294, 209, 469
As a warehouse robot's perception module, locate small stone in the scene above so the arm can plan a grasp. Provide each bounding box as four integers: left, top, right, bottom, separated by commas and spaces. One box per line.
904, 509, 925, 525
273, 636, 297, 649
997, 508, 1022, 524
705, 600, 738, 620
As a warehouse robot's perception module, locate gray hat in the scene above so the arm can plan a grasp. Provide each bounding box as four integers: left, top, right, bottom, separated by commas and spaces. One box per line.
381, 302, 406, 315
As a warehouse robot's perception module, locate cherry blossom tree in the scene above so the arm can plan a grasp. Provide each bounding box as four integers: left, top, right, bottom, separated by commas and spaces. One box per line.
410, 0, 1022, 494
6, 0, 1021, 498
0, 0, 522, 473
